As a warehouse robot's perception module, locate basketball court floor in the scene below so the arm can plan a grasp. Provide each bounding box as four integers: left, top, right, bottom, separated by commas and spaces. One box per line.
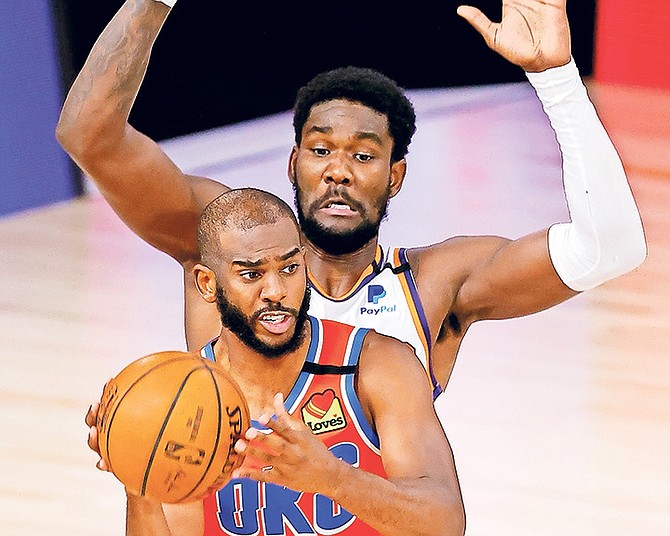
1, 76, 669, 535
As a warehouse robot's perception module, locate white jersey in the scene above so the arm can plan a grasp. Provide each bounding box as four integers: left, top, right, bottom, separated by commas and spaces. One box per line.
307, 245, 442, 398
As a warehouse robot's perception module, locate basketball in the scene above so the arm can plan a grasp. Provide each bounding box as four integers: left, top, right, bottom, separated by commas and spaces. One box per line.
96, 351, 250, 504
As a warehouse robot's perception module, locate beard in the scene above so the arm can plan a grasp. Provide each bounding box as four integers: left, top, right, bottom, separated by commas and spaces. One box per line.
215, 286, 311, 358
293, 180, 390, 256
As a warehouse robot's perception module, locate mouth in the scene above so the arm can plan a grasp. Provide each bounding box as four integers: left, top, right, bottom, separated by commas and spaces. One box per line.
257, 311, 294, 335
319, 198, 358, 216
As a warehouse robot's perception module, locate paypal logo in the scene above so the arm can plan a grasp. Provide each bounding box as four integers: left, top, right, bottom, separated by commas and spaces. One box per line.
361, 284, 396, 316
367, 285, 386, 304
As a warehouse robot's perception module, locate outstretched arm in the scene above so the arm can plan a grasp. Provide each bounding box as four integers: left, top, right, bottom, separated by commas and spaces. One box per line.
414, 0, 646, 323
56, 0, 226, 264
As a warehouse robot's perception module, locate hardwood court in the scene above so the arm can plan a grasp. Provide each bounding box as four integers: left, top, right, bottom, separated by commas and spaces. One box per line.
0, 77, 668, 535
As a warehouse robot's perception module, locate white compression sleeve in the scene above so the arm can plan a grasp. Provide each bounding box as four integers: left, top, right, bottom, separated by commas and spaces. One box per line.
153, 0, 177, 7
526, 59, 647, 291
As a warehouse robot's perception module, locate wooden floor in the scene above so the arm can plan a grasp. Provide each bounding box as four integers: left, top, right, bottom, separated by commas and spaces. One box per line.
1, 78, 669, 535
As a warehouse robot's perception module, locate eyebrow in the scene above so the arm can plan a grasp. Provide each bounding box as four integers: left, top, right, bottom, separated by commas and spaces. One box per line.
307, 125, 383, 145
231, 247, 301, 268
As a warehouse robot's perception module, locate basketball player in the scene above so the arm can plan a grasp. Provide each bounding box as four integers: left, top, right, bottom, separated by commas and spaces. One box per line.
88, 187, 466, 535
58, 1, 646, 397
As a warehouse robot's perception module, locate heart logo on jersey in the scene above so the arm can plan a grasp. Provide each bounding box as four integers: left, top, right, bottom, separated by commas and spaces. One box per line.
301, 389, 346, 435
304, 389, 335, 418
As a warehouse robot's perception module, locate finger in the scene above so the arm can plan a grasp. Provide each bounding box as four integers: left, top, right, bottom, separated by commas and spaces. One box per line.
84, 402, 99, 428
457, 5, 497, 44
262, 393, 303, 438
87, 426, 110, 472
272, 392, 286, 416
234, 439, 277, 465
96, 458, 110, 472
233, 466, 277, 483
87, 423, 100, 453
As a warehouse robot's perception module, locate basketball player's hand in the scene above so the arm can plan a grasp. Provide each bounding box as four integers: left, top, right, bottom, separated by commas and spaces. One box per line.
232, 393, 347, 495
84, 401, 110, 471
457, 0, 571, 72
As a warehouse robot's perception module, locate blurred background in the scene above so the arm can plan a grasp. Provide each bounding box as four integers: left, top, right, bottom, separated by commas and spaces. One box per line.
2, 2, 670, 535
2, 0, 651, 217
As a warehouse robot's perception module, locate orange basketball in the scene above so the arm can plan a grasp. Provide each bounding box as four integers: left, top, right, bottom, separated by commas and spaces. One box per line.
96, 351, 250, 504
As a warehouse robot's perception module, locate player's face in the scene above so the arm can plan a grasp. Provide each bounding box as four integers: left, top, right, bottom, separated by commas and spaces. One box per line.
289, 99, 406, 255
215, 218, 310, 358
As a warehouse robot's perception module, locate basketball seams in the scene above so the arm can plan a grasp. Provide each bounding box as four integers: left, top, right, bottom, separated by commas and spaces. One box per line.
104, 353, 200, 478
101, 351, 250, 503
175, 362, 223, 503
140, 365, 207, 496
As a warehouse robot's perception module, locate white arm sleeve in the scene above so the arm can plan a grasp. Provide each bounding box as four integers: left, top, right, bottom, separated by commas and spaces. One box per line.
526, 59, 647, 291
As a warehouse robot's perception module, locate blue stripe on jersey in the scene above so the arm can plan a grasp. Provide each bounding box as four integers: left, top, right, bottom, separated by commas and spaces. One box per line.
284, 315, 320, 411
343, 326, 368, 367
397, 247, 443, 399
201, 340, 216, 362
342, 327, 380, 449
397, 248, 432, 352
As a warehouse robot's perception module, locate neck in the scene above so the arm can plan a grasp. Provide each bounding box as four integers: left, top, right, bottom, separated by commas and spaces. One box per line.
212, 324, 311, 417
303, 235, 379, 298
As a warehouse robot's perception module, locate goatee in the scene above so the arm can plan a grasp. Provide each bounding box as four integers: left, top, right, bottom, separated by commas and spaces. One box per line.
215, 286, 311, 358
293, 182, 389, 255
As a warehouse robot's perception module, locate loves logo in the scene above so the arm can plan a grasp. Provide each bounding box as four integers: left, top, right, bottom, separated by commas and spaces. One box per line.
301, 389, 347, 435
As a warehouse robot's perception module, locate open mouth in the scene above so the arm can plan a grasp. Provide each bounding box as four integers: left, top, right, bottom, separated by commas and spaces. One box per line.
257, 311, 294, 334
320, 199, 357, 215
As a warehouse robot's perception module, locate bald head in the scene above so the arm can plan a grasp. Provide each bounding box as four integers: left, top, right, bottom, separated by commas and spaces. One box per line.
198, 188, 299, 265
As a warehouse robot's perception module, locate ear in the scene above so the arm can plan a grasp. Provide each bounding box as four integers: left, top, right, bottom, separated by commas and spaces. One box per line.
193, 263, 218, 303
287, 146, 298, 185
389, 158, 407, 198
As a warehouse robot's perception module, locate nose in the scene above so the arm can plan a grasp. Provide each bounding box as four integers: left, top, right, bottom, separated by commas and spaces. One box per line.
260, 272, 287, 304
324, 153, 351, 185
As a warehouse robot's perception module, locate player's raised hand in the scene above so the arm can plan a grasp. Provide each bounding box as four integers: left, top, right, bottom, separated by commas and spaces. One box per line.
457, 0, 571, 72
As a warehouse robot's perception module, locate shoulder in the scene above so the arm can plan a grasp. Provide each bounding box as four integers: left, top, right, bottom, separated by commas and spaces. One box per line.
356, 330, 436, 425
358, 330, 429, 394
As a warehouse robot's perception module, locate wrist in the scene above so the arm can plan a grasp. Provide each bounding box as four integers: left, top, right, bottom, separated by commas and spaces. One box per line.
525, 57, 587, 107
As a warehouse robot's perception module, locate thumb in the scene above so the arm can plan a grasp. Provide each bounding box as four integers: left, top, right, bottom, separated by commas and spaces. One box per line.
457, 5, 496, 44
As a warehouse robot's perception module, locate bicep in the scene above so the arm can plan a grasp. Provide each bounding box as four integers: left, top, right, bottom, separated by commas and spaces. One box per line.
415, 231, 577, 323
455, 229, 578, 320
360, 339, 457, 484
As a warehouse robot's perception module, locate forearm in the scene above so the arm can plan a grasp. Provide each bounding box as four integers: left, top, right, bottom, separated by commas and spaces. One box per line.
56, 0, 171, 155
326, 462, 464, 536
527, 59, 647, 290
126, 495, 174, 536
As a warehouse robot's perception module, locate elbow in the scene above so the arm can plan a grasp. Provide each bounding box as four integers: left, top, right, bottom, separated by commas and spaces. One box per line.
55, 113, 94, 160
425, 495, 466, 536
445, 500, 466, 536
55, 106, 118, 162
55, 115, 75, 154
602, 220, 648, 281
431, 504, 465, 536
625, 225, 648, 272
549, 218, 647, 292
